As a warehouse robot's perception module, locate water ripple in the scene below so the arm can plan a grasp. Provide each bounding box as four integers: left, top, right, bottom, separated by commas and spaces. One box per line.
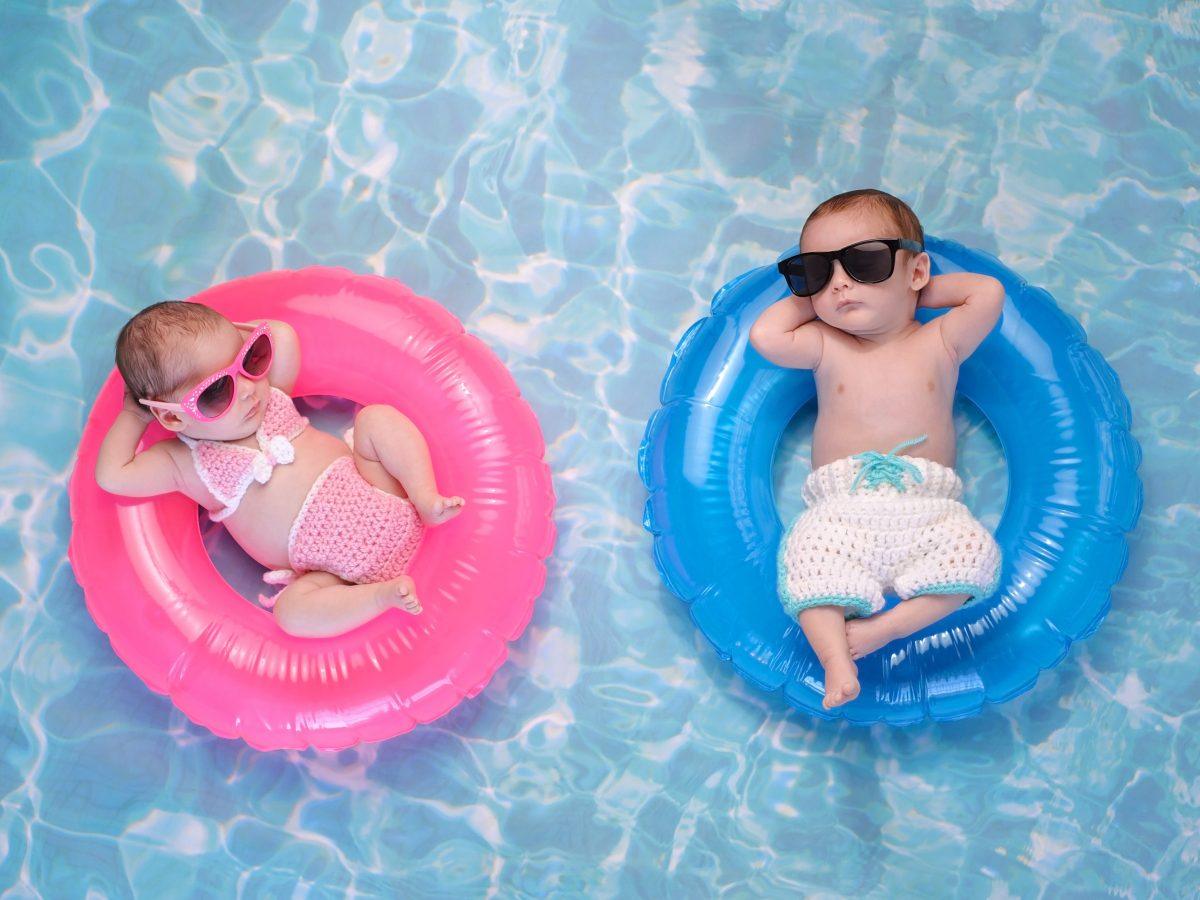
0, 0, 1196, 895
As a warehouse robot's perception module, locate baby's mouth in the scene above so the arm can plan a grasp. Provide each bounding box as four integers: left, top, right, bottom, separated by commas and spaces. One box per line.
836, 299, 860, 311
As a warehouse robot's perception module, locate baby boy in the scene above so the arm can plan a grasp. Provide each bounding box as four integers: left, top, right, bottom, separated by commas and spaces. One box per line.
750, 189, 1004, 709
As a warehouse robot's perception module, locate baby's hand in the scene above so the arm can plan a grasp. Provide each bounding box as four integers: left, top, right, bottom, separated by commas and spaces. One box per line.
122, 390, 154, 423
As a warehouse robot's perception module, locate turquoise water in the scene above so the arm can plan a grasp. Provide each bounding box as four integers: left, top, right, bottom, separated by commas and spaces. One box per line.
1, 0, 1196, 895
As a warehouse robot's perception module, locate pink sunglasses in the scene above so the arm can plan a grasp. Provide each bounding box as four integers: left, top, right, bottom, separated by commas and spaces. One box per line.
139, 323, 274, 423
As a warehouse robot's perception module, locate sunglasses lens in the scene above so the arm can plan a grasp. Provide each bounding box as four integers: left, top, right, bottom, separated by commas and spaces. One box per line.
798, 254, 832, 296
843, 241, 894, 283
782, 270, 810, 297
196, 375, 235, 419
243, 333, 272, 377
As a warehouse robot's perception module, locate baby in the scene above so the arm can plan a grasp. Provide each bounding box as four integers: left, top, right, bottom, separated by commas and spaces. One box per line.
750, 189, 1004, 709
95, 301, 465, 638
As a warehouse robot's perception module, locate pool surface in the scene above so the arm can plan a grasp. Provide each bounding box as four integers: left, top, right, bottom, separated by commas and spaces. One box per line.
1, 0, 1196, 895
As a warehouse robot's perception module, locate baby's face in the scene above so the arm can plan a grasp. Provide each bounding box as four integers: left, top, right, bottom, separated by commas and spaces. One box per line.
800, 209, 929, 337
156, 322, 271, 441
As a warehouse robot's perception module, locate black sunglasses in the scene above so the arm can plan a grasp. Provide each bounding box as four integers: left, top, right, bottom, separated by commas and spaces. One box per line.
777, 238, 924, 298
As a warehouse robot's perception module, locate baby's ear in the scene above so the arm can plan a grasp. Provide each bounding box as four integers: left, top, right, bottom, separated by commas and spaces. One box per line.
152, 408, 188, 433
909, 251, 931, 292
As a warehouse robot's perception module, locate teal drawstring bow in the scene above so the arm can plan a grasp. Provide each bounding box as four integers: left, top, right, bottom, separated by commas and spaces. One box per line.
849, 435, 928, 494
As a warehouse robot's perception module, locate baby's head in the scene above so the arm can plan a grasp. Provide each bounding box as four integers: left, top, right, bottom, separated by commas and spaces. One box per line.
116, 301, 271, 441
789, 189, 930, 337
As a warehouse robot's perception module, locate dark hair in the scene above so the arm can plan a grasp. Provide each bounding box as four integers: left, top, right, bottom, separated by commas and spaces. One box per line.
115, 301, 229, 401
801, 188, 924, 248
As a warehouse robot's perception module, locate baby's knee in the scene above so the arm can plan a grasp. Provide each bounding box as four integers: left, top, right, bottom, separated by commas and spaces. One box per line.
355, 403, 414, 438
269, 573, 338, 637
271, 592, 307, 637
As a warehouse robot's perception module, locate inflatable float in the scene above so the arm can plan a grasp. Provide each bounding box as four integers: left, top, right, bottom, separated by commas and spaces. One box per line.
70, 268, 556, 750
639, 236, 1142, 725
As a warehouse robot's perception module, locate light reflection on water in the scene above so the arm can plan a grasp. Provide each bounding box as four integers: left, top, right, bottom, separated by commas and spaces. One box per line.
0, 1, 1194, 895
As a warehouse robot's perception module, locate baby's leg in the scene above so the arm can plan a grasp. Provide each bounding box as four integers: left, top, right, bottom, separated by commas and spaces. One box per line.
271, 570, 422, 638
798, 606, 860, 709
845, 593, 968, 660
349, 404, 465, 526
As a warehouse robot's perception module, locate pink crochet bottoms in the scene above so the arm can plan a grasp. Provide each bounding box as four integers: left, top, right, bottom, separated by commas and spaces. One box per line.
261, 455, 425, 603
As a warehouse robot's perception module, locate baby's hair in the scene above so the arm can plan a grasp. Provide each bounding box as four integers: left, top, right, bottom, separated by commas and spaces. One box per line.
116, 301, 230, 402
802, 188, 924, 248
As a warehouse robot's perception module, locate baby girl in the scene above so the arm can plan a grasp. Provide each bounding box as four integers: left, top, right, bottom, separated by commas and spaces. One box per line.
750, 189, 1004, 709
95, 301, 465, 638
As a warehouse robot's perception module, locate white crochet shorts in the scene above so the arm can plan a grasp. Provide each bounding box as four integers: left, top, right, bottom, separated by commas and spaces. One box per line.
778, 450, 1002, 620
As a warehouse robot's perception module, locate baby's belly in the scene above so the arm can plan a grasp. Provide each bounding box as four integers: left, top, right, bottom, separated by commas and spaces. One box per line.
220, 432, 352, 570
811, 407, 957, 470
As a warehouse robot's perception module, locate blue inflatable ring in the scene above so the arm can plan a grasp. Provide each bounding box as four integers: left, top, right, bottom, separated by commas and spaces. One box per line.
639, 236, 1142, 725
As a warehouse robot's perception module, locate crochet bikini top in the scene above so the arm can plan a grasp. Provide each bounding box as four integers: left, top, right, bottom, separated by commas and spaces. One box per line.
180, 387, 309, 522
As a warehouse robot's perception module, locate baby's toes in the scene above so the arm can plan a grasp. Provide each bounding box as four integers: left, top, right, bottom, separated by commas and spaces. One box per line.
841, 678, 861, 704
824, 678, 859, 709
821, 657, 859, 709
399, 582, 421, 613
383, 576, 422, 614
424, 495, 466, 526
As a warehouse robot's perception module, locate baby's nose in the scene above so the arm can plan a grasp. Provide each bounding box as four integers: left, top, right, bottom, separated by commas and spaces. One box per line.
236, 374, 256, 399
829, 260, 851, 288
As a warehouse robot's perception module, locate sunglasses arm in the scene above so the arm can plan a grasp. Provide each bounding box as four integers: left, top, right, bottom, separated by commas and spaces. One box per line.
137, 398, 186, 414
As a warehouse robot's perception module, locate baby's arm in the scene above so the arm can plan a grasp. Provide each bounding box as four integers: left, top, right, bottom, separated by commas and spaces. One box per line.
749, 295, 824, 370
236, 319, 301, 393
918, 273, 1004, 363
94, 394, 182, 497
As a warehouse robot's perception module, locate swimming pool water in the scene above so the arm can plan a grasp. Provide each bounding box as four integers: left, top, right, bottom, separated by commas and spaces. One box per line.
1, 0, 1196, 895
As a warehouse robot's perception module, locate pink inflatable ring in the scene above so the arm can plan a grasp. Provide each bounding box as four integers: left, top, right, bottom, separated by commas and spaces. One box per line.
69, 268, 556, 751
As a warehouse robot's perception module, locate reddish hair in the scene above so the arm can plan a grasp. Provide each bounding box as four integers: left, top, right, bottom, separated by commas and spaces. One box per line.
801, 188, 924, 247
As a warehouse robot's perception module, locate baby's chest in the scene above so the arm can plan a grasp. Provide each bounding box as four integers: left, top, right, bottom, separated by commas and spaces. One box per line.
817, 352, 955, 418
168, 442, 222, 510
172, 432, 342, 515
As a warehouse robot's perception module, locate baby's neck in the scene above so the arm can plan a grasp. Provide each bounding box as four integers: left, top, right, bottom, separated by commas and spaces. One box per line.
181, 429, 261, 448
845, 318, 921, 347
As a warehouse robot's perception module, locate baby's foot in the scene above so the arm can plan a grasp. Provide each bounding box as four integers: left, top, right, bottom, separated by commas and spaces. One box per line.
378, 575, 422, 616
845, 614, 900, 660
418, 495, 466, 527
822, 654, 860, 709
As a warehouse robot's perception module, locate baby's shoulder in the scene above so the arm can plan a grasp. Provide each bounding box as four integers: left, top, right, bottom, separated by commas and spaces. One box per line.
157, 434, 198, 475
